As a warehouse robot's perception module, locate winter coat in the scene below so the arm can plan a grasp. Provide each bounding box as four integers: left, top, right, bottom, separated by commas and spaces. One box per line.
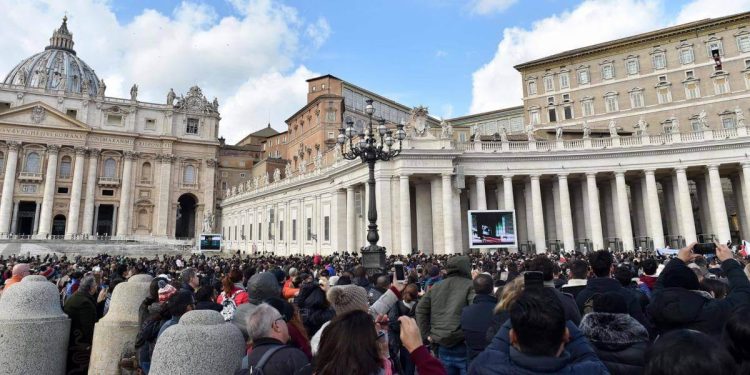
579, 312, 649, 375
368, 287, 386, 306
485, 310, 510, 344
461, 294, 498, 361
648, 258, 750, 337
468, 320, 609, 375
217, 284, 250, 306
195, 300, 222, 312
240, 337, 312, 375
416, 256, 476, 348
63, 291, 99, 374
550, 286, 582, 325
295, 283, 335, 337
575, 277, 650, 332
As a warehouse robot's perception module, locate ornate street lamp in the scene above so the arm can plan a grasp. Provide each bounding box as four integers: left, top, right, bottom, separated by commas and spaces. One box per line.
338, 98, 406, 274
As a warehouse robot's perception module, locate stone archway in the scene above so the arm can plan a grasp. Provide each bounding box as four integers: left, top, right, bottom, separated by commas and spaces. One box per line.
175, 194, 197, 239
52, 214, 66, 236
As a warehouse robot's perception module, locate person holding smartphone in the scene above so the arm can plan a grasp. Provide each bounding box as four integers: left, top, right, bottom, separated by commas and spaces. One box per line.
648, 241, 750, 336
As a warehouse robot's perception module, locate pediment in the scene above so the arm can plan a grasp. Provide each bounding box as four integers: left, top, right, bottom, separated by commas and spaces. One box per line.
0, 102, 91, 131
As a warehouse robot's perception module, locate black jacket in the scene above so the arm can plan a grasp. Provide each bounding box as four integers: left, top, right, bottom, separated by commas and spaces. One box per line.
579, 312, 649, 375
576, 277, 650, 331
295, 283, 335, 336
647, 258, 750, 337
551, 287, 582, 325
461, 294, 498, 361
195, 300, 222, 312
239, 337, 312, 375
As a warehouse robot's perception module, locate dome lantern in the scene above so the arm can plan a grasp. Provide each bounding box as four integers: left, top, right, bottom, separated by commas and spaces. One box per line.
45, 16, 75, 55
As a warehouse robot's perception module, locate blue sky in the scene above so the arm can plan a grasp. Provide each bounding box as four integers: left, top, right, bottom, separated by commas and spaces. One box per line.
0, 0, 747, 142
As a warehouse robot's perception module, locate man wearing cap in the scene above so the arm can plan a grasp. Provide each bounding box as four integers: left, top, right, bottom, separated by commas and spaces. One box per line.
648, 242, 750, 336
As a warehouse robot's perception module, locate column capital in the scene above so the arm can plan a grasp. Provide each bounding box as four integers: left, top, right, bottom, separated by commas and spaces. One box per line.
441, 172, 453, 178
74, 146, 87, 156
529, 174, 541, 180
346, 185, 355, 192
706, 164, 720, 171
157, 153, 175, 163
123, 151, 137, 160
475, 174, 486, 180
614, 170, 626, 178
88, 148, 101, 158
502, 174, 513, 180
557, 173, 569, 179
46, 144, 60, 155
399, 174, 410, 179
585, 172, 598, 178
6, 141, 20, 151
205, 159, 218, 168
643, 168, 656, 175
674, 166, 688, 173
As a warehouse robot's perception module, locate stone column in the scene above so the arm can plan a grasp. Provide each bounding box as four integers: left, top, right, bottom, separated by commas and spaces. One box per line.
81, 149, 99, 236
558, 174, 575, 252
644, 169, 665, 248
707, 164, 731, 243
203, 158, 217, 221
475, 175, 487, 210
675, 167, 697, 243
415, 182, 433, 253
615, 171, 634, 251
156, 155, 174, 236
37, 145, 59, 237
431, 177, 445, 253
0, 275, 70, 375
503, 175, 514, 210
116, 152, 135, 237
89, 274, 153, 374
346, 186, 356, 252
375, 174, 392, 251
33, 202, 41, 234
9, 200, 19, 234
441, 173, 456, 254
399, 174, 412, 255
741, 163, 750, 239
92, 204, 100, 235
586, 172, 604, 250
530, 174, 546, 252
112, 205, 118, 236
65, 147, 87, 237
0, 141, 20, 234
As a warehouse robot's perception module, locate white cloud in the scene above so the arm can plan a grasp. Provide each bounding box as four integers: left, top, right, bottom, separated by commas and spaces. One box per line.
221, 66, 318, 143
441, 104, 454, 119
675, 0, 750, 24
0, 0, 330, 142
468, 0, 518, 15
435, 50, 448, 58
470, 0, 664, 113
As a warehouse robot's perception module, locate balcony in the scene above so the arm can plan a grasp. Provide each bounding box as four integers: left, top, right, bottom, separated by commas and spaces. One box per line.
17, 172, 43, 182
181, 182, 198, 190
98, 177, 120, 187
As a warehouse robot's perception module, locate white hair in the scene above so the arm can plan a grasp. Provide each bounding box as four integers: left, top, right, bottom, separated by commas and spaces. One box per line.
246, 303, 281, 341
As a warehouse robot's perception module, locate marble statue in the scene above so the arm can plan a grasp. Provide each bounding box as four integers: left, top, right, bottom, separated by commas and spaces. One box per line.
669, 115, 679, 133
167, 88, 176, 105
555, 125, 563, 140
130, 84, 138, 101
99, 79, 106, 98
263, 172, 269, 186
285, 163, 293, 178
500, 126, 508, 142
299, 162, 306, 174
736, 106, 745, 127
273, 168, 280, 182
526, 125, 535, 141
333, 143, 343, 161
636, 116, 648, 136
202, 210, 214, 233
440, 120, 453, 139
698, 110, 708, 128
608, 119, 618, 137
213, 97, 219, 110
81, 79, 90, 96
582, 120, 591, 139
315, 153, 323, 170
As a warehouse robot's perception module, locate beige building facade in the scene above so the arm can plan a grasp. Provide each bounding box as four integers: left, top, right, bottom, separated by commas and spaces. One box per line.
0, 18, 220, 241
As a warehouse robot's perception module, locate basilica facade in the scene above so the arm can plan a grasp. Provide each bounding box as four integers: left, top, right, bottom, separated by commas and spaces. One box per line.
0, 18, 220, 240
220, 11, 750, 255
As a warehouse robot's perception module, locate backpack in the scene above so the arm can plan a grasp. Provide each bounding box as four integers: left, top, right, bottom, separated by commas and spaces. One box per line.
238, 345, 286, 375
221, 289, 242, 321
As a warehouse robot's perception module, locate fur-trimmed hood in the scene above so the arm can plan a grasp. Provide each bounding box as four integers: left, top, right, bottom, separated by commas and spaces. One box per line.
579, 312, 649, 347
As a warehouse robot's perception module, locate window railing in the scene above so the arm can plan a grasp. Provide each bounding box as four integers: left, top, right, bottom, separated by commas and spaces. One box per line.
98, 176, 120, 186
18, 172, 43, 181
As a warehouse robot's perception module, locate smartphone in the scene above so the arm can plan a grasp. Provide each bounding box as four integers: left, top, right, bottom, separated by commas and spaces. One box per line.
524, 271, 545, 289
394, 261, 406, 283
693, 243, 717, 255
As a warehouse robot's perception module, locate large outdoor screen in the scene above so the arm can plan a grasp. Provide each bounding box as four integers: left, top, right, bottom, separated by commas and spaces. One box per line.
468, 210, 517, 248
199, 234, 222, 251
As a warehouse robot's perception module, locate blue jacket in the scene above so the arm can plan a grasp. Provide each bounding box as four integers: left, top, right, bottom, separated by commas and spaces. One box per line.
468, 320, 609, 375
461, 294, 498, 361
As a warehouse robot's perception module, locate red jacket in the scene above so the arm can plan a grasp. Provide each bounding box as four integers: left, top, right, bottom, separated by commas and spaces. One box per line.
282, 279, 299, 300
217, 286, 249, 306
410, 346, 446, 375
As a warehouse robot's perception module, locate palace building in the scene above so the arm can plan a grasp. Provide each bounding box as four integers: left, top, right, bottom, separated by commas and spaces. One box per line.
220, 11, 750, 255
0, 17, 220, 241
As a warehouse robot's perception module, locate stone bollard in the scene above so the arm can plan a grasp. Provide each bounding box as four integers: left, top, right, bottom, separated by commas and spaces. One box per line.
88, 274, 153, 374
150, 310, 245, 375
0, 275, 71, 375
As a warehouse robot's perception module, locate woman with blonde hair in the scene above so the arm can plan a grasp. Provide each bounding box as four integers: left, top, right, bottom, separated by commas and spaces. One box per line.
485, 276, 525, 342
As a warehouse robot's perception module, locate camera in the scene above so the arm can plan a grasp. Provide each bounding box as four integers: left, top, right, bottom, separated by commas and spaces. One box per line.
693, 243, 716, 255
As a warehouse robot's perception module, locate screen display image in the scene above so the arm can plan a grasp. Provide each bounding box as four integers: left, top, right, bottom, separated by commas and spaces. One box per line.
468, 210, 517, 248
199, 234, 222, 251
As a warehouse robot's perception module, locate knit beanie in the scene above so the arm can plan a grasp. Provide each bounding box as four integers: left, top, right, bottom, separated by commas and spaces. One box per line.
327, 285, 369, 315
247, 272, 281, 304
593, 292, 627, 314
663, 262, 701, 290
158, 283, 177, 303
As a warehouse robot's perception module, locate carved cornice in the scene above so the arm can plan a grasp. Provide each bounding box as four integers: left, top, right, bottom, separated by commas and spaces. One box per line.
74, 147, 87, 156
124, 151, 137, 160
47, 145, 60, 155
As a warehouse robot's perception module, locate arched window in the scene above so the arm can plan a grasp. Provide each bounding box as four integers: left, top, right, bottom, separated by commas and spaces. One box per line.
103, 158, 116, 178
59, 156, 72, 178
141, 162, 152, 183
25, 152, 40, 173
183, 165, 196, 184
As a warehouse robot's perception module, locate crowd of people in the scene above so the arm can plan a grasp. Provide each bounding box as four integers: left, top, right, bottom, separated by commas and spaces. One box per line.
2, 241, 750, 375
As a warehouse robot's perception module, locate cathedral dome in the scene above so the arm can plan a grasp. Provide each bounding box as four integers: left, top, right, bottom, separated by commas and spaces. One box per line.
2, 16, 101, 96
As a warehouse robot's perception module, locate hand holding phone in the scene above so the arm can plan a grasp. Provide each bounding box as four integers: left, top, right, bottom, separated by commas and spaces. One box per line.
394, 261, 406, 283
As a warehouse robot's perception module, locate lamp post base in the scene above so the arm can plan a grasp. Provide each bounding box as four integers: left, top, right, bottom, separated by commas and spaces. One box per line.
360, 244, 386, 276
